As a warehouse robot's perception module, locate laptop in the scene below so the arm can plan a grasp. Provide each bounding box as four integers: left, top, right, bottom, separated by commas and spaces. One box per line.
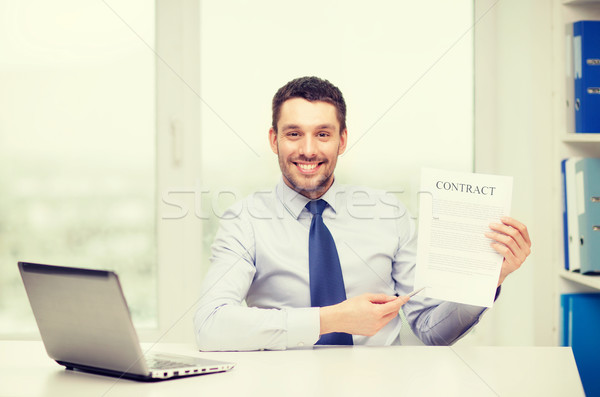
18, 261, 235, 381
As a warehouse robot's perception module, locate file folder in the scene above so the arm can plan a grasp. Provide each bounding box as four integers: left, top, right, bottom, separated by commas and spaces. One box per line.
574, 158, 600, 274
561, 293, 600, 397
571, 21, 600, 133
566, 24, 575, 133
561, 159, 569, 269
566, 158, 582, 272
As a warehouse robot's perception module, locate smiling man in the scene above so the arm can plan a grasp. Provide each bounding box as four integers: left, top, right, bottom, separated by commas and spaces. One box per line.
270, 96, 346, 199
194, 76, 531, 351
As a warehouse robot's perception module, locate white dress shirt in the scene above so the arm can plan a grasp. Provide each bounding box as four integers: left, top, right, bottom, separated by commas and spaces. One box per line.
194, 178, 488, 351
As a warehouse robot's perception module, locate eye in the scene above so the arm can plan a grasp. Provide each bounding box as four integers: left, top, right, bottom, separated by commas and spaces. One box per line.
318, 131, 330, 138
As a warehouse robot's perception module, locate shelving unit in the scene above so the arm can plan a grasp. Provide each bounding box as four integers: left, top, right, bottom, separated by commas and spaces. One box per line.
553, 0, 600, 327
560, 270, 600, 290
561, 134, 600, 143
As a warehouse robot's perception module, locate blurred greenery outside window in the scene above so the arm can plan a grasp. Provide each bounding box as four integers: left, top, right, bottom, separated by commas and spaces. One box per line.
0, 0, 156, 334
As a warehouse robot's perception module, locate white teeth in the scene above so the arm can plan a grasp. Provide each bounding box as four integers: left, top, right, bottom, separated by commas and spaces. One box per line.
298, 163, 317, 171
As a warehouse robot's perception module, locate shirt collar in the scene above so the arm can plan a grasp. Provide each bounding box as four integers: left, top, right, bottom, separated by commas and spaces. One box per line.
276, 177, 342, 219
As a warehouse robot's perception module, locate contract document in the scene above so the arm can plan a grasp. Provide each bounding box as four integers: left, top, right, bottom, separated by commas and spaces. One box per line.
414, 168, 513, 307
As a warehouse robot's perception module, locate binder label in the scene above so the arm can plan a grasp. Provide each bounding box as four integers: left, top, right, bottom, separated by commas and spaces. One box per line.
574, 35, 582, 79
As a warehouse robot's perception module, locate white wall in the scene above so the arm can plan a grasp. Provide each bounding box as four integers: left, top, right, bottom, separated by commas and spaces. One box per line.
474, 0, 555, 346
189, 1, 563, 347
197, 0, 474, 211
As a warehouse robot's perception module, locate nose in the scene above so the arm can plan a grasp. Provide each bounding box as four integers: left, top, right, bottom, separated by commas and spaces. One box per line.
299, 135, 317, 158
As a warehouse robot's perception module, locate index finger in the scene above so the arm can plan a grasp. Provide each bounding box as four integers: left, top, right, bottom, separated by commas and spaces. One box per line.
368, 293, 399, 304
500, 216, 532, 247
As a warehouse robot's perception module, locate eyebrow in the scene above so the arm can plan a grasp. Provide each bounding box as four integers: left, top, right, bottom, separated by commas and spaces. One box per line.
314, 124, 336, 130
281, 124, 337, 132
281, 124, 301, 132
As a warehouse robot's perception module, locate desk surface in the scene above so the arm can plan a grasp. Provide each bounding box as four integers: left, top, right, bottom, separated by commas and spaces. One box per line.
0, 341, 584, 397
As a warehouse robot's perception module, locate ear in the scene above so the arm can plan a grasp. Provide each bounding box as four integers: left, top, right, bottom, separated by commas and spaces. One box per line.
338, 128, 348, 155
269, 127, 279, 154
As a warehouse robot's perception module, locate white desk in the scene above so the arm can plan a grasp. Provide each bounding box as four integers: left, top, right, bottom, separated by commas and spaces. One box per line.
0, 341, 583, 397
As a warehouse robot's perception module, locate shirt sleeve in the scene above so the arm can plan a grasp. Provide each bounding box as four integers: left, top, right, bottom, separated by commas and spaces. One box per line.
391, 201, 488, 346
193, 203, 320, 351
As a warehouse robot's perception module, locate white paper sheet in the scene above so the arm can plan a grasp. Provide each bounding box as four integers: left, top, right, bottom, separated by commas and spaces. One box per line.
414, 168, 513, 307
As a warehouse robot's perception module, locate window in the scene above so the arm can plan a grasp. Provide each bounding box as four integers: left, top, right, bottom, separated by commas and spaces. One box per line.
0, 0, 156, 335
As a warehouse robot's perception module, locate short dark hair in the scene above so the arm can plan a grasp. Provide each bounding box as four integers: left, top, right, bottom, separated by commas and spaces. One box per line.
271, 76, 347, 133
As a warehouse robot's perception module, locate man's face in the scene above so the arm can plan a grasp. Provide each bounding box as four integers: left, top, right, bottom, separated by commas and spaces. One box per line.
269, 98, 347, 199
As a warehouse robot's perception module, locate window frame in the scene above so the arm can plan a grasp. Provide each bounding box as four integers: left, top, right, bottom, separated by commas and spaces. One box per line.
139, 0, 204, 343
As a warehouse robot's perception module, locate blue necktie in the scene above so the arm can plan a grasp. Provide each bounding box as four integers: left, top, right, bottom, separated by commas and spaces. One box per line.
306, 199, 353, 345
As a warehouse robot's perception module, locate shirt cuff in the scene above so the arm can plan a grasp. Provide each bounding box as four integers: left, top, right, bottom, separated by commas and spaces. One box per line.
285, 307, 320, 348
494, 285, 502, 301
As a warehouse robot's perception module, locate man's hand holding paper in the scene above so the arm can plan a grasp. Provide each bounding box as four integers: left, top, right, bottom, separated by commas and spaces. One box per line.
415, 168, 531, 307
487, 216, 532, 287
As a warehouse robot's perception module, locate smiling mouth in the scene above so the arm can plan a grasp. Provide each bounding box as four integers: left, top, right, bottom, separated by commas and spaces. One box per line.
294, 161, 322, 173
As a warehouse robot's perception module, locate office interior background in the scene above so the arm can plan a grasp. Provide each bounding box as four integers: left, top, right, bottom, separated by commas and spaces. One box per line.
0, 0, 581, 347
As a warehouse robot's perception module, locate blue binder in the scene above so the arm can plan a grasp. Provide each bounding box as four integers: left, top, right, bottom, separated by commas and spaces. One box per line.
561, 293, 600, 397
561, 159, 569, 270
573, 21, 600, 133
574, 158, 600, 274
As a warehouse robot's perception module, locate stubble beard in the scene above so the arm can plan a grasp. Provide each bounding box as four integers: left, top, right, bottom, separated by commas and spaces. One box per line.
278, 155, 336, 199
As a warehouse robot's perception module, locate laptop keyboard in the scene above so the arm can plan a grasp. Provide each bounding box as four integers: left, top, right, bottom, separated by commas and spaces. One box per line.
147, 357, 197, 369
